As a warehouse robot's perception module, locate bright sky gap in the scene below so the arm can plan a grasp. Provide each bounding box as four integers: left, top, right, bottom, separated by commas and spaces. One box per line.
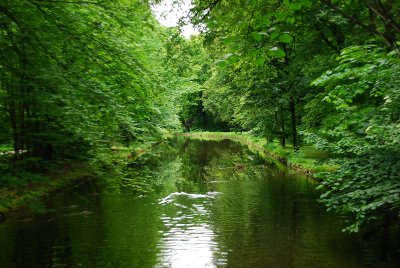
152, 0, 199, 38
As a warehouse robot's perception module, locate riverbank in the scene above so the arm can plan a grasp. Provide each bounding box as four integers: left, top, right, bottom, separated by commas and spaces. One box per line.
177, 132, 338, 175
0, 140, 163, 220
0, 162, 97, 218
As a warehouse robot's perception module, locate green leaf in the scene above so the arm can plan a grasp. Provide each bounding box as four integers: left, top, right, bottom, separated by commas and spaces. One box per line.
288, 2, 302, 11
268, 47, 286, 58
207, 20, 218, 29
300, 0, 312, 7
270, 31, 279, 40
286, 16, 295, 24
279, 33, 292, 44
274, 12, 287, 21
216, 60, 228, 68
254, 57, 265, 66
262, 16, 271, 26
222, 36, 235, 45
251, 32, 262, 41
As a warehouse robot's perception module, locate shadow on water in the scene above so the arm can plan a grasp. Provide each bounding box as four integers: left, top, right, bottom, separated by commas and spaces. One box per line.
0, 137, 398, 267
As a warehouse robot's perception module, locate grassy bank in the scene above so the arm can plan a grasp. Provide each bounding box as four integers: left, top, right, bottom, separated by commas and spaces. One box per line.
178, 132, 338, 175
110, 140, 164, 160
0, 144, 13, 156
0, 162, 97, 216
0, 140, 163, 218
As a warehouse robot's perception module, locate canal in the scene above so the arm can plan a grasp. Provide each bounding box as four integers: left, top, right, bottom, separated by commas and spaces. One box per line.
0, 138, 395, 267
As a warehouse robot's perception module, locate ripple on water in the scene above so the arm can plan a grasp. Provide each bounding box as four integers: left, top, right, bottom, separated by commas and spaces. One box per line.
156, 192, 227, 268
158, 192, 222, 205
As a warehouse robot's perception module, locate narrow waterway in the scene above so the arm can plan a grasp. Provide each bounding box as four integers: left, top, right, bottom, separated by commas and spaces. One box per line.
0, 138, 396, 267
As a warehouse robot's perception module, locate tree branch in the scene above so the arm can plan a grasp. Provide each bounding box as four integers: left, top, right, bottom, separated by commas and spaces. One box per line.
0, 5, 21, 27
320, 0, 380, 35
193, 0, 222, 22
367, 1, 400, 34
320, 0, 397, 48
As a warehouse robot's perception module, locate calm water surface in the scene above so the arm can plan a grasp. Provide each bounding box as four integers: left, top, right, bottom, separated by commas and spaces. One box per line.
0, 138, 396, 267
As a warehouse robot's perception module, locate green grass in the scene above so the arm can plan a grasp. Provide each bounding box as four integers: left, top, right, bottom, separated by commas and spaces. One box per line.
178, 131, 338, 175
110, 140, 164, 160
0, 162, 97, 213
0, 140, 164, 215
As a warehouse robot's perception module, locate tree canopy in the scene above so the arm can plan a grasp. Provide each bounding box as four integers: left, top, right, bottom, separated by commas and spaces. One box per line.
0, 0, 399, 233
186, 0, 400, 232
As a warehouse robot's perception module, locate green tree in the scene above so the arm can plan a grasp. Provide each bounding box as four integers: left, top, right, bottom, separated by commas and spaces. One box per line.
307, 45, 400, 232
0, 0, 180, 182
189, 0, 400, 232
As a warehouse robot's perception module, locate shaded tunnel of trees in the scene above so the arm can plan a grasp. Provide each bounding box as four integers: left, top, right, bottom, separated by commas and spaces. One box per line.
0, 0, 399, 233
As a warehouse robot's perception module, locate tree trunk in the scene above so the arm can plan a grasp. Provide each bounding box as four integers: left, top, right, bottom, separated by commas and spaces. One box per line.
289, 96, 298, 151
280, 108, 285, 148
183, 121, 191, 132
9, 90, 22, 161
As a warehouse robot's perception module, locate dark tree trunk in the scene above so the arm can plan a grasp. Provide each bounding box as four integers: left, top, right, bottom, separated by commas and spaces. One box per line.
10, 93, 22, 161
279, 109, 285, 148
183, 117, 195, 133
289, 97, 298, 151
183, 123, 190, 132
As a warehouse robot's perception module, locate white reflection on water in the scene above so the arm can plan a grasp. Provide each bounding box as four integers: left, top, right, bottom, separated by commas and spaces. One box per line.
156, 192, 227, 268
158, 192, 221, 205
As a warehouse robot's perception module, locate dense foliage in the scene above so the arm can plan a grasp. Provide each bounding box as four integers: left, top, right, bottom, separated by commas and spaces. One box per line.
1, 0, 399, 234
0, 0, 184, 182
309, 45, 400, 232
185, 0, 400, 232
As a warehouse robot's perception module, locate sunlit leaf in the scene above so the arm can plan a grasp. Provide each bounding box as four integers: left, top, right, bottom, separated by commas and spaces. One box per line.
268, 47, 286, 58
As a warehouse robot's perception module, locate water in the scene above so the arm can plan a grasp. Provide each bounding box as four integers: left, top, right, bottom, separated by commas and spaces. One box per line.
0, 138, 397, 267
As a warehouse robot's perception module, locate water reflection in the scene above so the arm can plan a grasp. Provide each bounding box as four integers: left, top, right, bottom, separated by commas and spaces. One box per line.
156, 192, 226, 267
0, 138, 397, 267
